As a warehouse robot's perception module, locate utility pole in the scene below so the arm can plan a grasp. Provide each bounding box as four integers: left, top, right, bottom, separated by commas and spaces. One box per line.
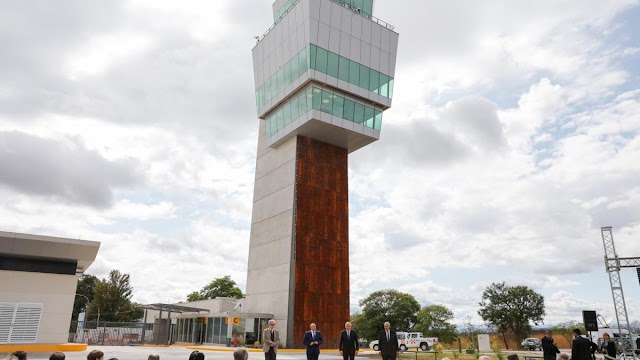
601, 226, 640, 360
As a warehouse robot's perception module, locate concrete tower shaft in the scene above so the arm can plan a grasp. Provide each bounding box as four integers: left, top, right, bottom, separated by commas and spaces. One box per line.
245, 0, 398, 348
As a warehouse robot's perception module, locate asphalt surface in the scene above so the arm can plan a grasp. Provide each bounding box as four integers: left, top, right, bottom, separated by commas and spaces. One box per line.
16, 346, 349, 360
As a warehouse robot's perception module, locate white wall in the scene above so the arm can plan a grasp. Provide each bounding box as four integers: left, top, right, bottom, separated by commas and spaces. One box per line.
0, 270, 77, 344
244, 119, 298, 346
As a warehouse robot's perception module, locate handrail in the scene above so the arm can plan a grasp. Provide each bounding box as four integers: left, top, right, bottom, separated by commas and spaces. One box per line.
255, 0, 395, 45
328, 0, 395, 30
255, 0, 302, 45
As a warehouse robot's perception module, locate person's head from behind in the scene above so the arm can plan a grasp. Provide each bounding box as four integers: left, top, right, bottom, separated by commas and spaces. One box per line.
87, 350, 104, 360
50, 352, 65, 360
508, 354, 519, 360
12, 351, 27, 360
189, 351, 204, 360
573, 328, 582, 337
148, 354, 160, 360
233, 348, 248, 360
559, 353, 569, 360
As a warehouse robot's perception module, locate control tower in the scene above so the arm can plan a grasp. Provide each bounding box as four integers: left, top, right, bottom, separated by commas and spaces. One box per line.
245, 0, 398, 348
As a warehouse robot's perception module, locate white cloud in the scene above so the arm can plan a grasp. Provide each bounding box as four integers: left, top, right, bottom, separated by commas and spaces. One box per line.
1, 0, 639, 326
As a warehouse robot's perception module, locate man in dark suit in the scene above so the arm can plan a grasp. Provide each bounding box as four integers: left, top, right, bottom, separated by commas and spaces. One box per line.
303, 323, 323, 360
378, 322, 399, 360
339, 321, 359, 360
571, 329, 597, 360
541, 330, 560, 360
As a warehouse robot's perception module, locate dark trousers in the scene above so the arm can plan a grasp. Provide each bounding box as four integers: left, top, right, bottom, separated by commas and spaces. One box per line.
306, 347, 320, 360
382, 354, 397, 360
265, 348, 276, 360
343, 351, 356, 360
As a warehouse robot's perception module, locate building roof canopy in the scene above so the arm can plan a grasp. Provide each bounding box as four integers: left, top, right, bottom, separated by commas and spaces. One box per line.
143, 303, 210, 313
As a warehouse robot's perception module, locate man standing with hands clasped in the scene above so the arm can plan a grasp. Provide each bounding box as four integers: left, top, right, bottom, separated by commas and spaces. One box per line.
339, 322, 359, 360
303, 323, 323, 360
263, 319, 280, 360
378, 322, 399, 360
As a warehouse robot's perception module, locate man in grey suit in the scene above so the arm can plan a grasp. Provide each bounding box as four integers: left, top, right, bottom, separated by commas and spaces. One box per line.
263, 319, 280, 360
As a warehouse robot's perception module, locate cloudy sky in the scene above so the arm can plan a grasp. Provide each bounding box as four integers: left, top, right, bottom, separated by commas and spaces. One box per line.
1, 0, 640, 326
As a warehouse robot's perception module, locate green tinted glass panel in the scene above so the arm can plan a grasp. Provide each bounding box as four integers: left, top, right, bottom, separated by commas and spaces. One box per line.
316, 47, 328, 73
327, 52, 339, 78
299, 49, 308, 74
310, 45, 317, 69
359, 64, 369, 89
338, 56, 349, 82
276, 109, 284, 130
277, 71, 285, 93
354, 103, 365, 124
332, 94, 344, 118
379, 74, 389, 97
353, 0, 363, 12
306, 87, 313, 110
343, 99, 355, 122
291, 97, 299, 120
364, 106, 374, 128
321, 90, 333, 113
291, 55, 300, 80
312, 88, 322, 110
284, 102, 292, 126
270, 78, 277, 100
299, 92, 307, 115
369, 70, 379, 93
362, 0, 373, 17
349, 60, 359, 85
284, 62, 292, 86
256, 44, 394, 115
374, 110, 383, 130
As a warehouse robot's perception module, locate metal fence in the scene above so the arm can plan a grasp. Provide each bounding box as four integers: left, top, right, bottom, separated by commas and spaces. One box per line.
69, 321, 170, 346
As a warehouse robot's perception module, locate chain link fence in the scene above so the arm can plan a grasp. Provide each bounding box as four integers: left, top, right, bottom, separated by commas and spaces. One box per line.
69, 321, 171, 345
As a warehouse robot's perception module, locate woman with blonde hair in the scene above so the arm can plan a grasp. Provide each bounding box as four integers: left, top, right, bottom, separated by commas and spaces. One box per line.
600, 333, 617, 359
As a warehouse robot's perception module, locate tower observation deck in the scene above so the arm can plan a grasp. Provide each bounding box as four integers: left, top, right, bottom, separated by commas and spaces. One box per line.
245, 0, 399, 348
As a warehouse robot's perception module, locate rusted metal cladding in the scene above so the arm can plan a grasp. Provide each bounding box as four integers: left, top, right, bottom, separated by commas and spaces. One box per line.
293, 136, 350, 349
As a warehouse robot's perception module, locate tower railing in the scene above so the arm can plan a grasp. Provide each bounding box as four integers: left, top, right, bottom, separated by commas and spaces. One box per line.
255, 0, 395, 45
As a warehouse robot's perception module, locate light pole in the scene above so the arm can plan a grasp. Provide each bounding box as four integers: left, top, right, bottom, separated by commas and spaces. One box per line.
75, 293, 90, 319
75, 294, 90, 343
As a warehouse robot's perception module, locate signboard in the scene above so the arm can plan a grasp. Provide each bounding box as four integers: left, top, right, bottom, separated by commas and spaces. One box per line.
582, 310, 598, 331
233, 317, 240, 325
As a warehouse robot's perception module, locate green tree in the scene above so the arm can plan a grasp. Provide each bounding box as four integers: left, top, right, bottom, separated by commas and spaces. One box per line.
414, 304, 458, 344
87, 270, 143, 322
478, 282, 545, 349
72, 274, 98, 320
358, 289, 421, 340
552, 320, 585, 346
350, 312, 367, 337
187, 275, 244, 301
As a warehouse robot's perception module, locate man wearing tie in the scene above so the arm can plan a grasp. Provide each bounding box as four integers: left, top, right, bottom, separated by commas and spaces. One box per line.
262, 319, 280, 360
378, 322, 399, 360
303, 323, 323, 360
339, 321, 359, 360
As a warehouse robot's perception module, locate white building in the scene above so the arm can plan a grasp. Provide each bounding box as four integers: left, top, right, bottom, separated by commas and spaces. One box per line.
0, 231, 99, 345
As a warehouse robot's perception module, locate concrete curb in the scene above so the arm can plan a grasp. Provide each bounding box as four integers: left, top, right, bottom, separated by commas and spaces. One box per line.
0, 343, 88, 353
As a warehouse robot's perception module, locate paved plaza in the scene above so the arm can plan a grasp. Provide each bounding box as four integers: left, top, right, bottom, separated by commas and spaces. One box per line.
21, 346, 352, 360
